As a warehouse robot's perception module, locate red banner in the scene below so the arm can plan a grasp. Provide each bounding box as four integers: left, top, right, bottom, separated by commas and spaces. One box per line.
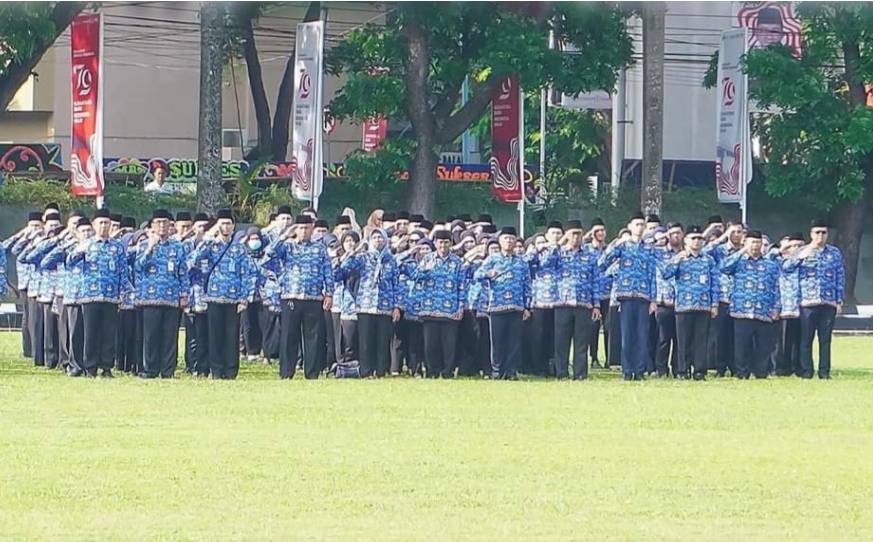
362, 116, 387, 152
489, 75, 523, 202
70, 13, 104, 197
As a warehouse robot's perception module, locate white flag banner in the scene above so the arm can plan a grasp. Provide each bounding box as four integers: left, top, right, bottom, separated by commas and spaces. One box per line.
715, 27, 752, 204
291, 20, 325, 204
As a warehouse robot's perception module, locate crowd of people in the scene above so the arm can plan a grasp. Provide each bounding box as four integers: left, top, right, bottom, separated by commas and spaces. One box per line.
0, 203, 844, 381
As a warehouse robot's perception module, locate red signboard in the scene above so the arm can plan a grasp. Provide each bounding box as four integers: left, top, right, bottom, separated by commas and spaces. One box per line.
489, 75, 523, 202
362, 116, 388, 152
69, 13, 104, 197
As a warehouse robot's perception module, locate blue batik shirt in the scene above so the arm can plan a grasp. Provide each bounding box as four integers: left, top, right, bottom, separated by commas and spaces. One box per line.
473, 252, 532, 314
721, 252, 782, 322
341, 248, 399, 316
133, 238, 190, 308
782, 244, 844, 309
22, 235, 63, 303
262, 239, 334, 301
397, 258, 421, 320
66, 237, 127, 305
661, 252, 720, 313
589, 244, 611, 302
0, 250, 6, 294
769, 254, 800, 319
189, 238, 257, 305
653, 246, 679, 307
3, 231, 30, 290
704, 242, 743, 304
544, 245, 599, 309
532, 247, 561, 309
465, 260, 490, 317
604, 261, 620, 308
598, 239, 657, 302
413, 252, 467, 321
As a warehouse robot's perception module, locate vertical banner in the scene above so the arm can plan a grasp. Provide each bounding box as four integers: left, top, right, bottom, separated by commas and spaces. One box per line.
291, 20, 325, 205
362, 116, 388, 152
489, 75, 523, 203
715, 28, 752, 204
70, 13, 104, 197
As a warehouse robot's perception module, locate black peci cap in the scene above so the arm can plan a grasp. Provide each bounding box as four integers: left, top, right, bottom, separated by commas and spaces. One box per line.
396, 211, 410, 221
69, 210, 86, 219
77, 217, 91, 228
93, 208, 111, 220
498, 226, 518, 238
410, 214, 425, 223
382, 212, 397, 222
120, 217, 136, 229
335, 215, 351, 226
482, 224, 497, 234
193, 213, 210, 223
546, 220, 563, 231
685, 225, 703, 236
151, 209, 171, 220
276, 205, 293, 217
590, 217, 605, 228
630, 211, 645, 221
419, 220, 434, 231
476, 214, 493, 224
788, 231, 805, 242
434, 230, 452, 241
314, 219, 329, 228
216, 209, 234, 221
746, 230, 763, 239
707, 215, 723, 224
458, 213, 473, 222
645, 213, 661, 224
810, 218, 829, 229
27, 212, 43, 222
175, 212, 192, 222
110, 213, 122, 223
294, 215, 313, 225
565, 219, 583, 231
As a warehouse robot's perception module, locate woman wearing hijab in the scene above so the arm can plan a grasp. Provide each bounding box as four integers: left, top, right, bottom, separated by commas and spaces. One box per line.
337, 231, 361, 363
241, 228, 265, 361
340, 228, 401, 378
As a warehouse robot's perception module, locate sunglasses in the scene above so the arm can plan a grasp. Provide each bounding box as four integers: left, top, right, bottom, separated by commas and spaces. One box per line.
811, 230, 828, 235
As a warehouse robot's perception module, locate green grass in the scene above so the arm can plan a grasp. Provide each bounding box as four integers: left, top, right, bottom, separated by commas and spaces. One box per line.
1, 331, 873, 541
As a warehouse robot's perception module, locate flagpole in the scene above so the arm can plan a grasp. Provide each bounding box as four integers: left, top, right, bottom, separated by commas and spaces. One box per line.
518, 83, 525, 238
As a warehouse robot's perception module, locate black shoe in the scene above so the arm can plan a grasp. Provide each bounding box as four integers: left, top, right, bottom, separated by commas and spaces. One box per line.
101, 370, 114, 379
819, 374, 832, 380
591, 360, 603, 370
714, 372, 726, 378
68, 368, 84, 377
623, 374, 633, 381
692, 373, 706, 381
633, 374, 646, 381
137, 372, 157, 379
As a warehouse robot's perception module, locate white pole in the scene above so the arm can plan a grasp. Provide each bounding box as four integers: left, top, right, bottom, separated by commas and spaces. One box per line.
610, 67, 627, 204
518, 83, 525, 238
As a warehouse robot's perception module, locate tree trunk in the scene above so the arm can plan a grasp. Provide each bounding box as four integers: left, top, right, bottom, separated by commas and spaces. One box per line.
406, 136, 438, 217
240, 18, 273, 161
270, 54, 295, 161
197, 2, 225, 213
402, 19, 438, 217
641, 1, 665, 215
833, 159, 873, 304
0, 2, 87, 112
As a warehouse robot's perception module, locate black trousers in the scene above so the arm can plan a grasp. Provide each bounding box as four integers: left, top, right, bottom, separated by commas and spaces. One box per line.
800, 305, 837, 378
115, 309, 139, 373
83, 302, 117, 375
654, 305, 677, 376
325, 309, 337, 367
733, 318, 773, 378
65, 305, 85, 373
475, 315, 492, 376
192, 312, 210, 375
279, 299, 324, 379
422, 319, 459, 378
709, 303, 736, 375
456, 310, 478, 375
339, 318, 358, 363
57, 296, 71, 369
390, 317, 408, 374
183, 312, 196, 372
775, 318, 801, 376
329, 312, 343, 365
607, 305, 622, 369
489, 311, 524, 379
358, 313, 393, 377
260, 308, 281, 360
528, 308, 554, 376
241, 301, 263, 357
142, 306, 181, 378
208, 303, 240, 379
589, 299, 610, 363
406, 320, 424, 375
554, 306, 593, 380
675, 311, 710, 377
28, 296, 44, 366
20, 289, 32, 358
41, 302, 59, 369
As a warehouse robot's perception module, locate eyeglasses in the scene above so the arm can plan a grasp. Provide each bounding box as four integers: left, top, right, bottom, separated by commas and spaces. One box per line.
811, 230, 828, 235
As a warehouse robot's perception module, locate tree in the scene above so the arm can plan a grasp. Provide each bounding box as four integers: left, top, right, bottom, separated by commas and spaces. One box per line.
326, 2, 633, 218
227, 1, 321, 162
0, 2, 87, 112
197, 2, 226, 213
707, 3, 873, 302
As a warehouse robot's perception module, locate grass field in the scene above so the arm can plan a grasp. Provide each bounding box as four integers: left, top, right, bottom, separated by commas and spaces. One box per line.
1, 331, 873, 542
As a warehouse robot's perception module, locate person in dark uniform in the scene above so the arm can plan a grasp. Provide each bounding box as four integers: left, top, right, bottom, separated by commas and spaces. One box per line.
586, 218, 609, 368
190, 209, 256, 379
783, 219, 844, 379
414, 229, 467, 378
134, 209, 190, 379
69, 209, 127, 378
721, 230, 781, 379
661, 226, 720, 380
262, 214, 334, 379
2, 212, 45, 359
474, 227, 532, 380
